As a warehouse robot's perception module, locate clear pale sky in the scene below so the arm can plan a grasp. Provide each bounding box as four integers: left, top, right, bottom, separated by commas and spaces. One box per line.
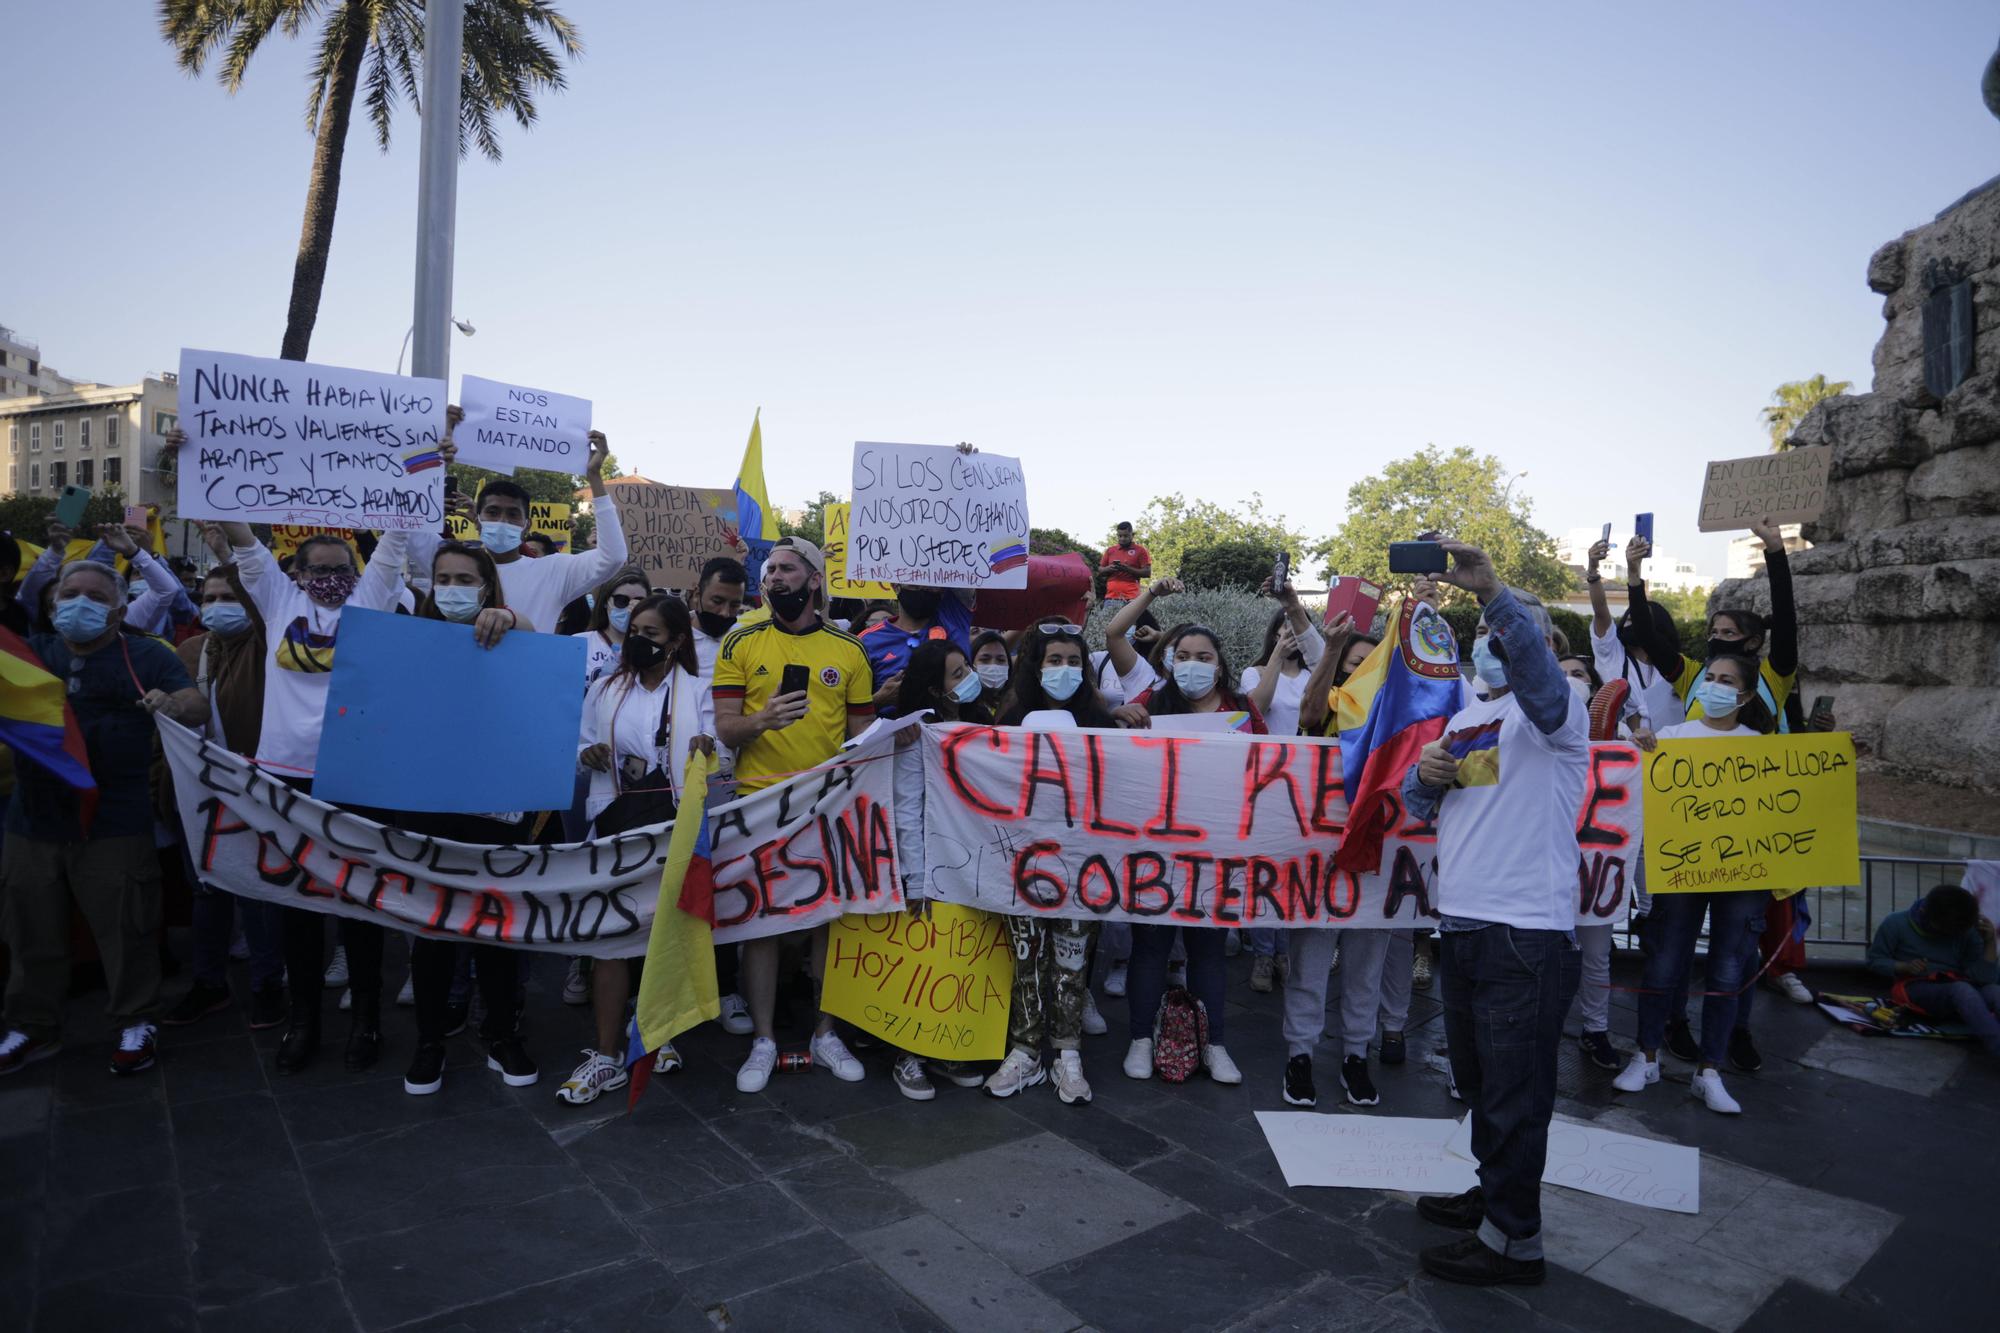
7, 2, 1997, 575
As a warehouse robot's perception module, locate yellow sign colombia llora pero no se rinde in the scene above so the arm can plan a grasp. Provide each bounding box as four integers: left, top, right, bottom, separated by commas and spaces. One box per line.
1642, 732, 1859, 895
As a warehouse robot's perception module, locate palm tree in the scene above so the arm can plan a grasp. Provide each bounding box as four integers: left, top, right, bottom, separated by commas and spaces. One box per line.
160, 1, 581, 361
1761, 374, 1852, 451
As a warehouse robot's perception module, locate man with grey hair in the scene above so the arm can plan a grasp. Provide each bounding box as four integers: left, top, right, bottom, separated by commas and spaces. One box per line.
0, 560, 208, 1078
1397, 542, 1586, 1287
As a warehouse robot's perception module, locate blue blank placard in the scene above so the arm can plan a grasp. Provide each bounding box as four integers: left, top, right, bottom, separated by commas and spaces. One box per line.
314, 608, 585, 813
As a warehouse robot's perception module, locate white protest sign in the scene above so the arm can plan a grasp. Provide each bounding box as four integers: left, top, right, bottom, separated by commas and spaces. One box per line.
1965, 860, 2000, 923
1446, 1114, 1699, 1214
1255, 1113, 1480, 1194
456, 374, 592, 475
849, 442, 1030, 588
177, 349, 445, 531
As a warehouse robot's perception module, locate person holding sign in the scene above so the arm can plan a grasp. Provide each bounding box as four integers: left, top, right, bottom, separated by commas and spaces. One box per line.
1397, 544, 1585, 1289
1614, 654, 1776, 1116
712, 537, 876, 1094
572, 567, 652, 685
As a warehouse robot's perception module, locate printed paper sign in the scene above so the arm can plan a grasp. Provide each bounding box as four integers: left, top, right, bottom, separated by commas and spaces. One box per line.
611, 482, 741, 591
1255, 1113, 1480, 1194
821, 904, 1014, 1059
176, 348, 445, 531
824, 501, 894, 598
1446, 1115, 1700, 1214
849, 442, 1030, 588
1696, 447, 1831, 532
1643, 732, 1859, 894
447, 501, 572, 551
456, 375, 592, 475
271, 525, 359, 562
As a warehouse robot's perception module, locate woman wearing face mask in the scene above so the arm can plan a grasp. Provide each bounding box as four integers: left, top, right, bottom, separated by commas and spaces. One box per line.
1099, 581, 1174, 705
573, 568, 651, 684
1584, 537, 1678, 740
558, 594, 715, 1106
1614, 654, 1776, 1115
969, 631, 1013, 713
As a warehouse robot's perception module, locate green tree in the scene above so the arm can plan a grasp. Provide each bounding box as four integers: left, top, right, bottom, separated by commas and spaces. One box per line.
1178, 539, 1278, 594
1030, 526, 1092, 560
160, 0, 582, 361
1130, 493, 1308, 581
1761, 374, 1851, 451
1309, 445, 1569, 604
778, 491, 837, 548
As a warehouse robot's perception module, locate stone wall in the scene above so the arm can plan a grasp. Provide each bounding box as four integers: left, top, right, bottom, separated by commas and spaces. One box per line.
1711, 177, 2000, 790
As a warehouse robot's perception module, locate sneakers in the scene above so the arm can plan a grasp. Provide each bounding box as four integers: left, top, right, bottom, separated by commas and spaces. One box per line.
1727, 1027, 1763, 1074
810, 1031, 865, 1082
557, 1049, 629, 1105
486, 1036, 539, 1087
1692, 1068, 1742, 1114
718, 992, 755, 1036
894, 1054, 936, 1101
1249, 954, 1276, 993
1166, 960, 1187, 987
1411, 951, 1433, 990
404, 1042, 446, 1095
653, 1042, 683, 1075
1613, 1052, 1659, 1093
1420, 1234, 1544, 1287
396, 972, 416, 1007
1103, 961, 1128, 997
1122, 1038, 1154, 1080
983, 1047, 1046, 1098
337, 988, 352, 1012
0, 1029, 60, 1076
737, 1037, 779, 1093
247, 982, 287, 1031
1665, 1017, 1700, 1063
111, 1022, 158, 1076
1775, 973, 1815, 1004
1579, 1030, 1621, 1071
275, 1024, 319, 1074
1052, 1049, 1092, 1104
1340, 1055, 1378, 1106
1283, 1054, 1316, 1106
322, 945, 349, 988
1416, 1184, 1485, 1231
164, 981, 232, 1027
932, 1060, 987, 1088
562, 958, 589, 1006
1081, 990, 1108, 1036
1203, 1044, 1243, 1086
1380, 1032, 1407, 1067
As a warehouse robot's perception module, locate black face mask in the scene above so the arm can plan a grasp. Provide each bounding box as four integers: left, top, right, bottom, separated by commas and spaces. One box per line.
766, 584, 813, 621
623, 635, 667, 671
696, 610, 735, 640
1616, 622, 1638, 652
897, 588, 942, 621
1286, 649, 1306, 666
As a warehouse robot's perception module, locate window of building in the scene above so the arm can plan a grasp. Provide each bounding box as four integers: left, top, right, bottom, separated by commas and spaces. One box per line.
77, 458, 93, 487
1922, 260, 1975, 399
105, 456, 121, 487
106, 414, 118, 448
28, 462, 40, 490
29, 422, 40, 452
79, 418, 90, 449
6, 423, 15, 453
153, 410, 177, 435
53, 420, 63, 451
49, 460, 65, 489
8, 464, 16, 490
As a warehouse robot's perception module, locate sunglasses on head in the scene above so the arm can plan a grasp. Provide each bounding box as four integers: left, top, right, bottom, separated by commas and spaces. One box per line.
1036, 622, 1085, 636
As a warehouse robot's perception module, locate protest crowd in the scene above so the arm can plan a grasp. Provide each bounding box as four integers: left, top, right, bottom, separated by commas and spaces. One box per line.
0, 398, 1989, 1297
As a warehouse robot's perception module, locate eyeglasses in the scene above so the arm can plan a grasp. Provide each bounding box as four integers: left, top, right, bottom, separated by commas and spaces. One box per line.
608, 592, 640, 609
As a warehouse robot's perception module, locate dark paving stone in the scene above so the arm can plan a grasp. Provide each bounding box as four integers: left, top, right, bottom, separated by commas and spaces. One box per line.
831, 1094, 1037, 1172
35, 1255, 196, 1332
1845, 1219, 1982, 1329
718, 1258, 948, 1332
334, 1186, 639, 1330
1131, 1149, 1290, 1225
40, 1182, 186, 1285
400, 1258, 710, 1333
677, 1227, 858, 1305
558, 1097, 759, 1217
197, 1279, 358, 1332
183, 1174, 337, 1308
1240, 1206, 1414, 1298
160, 1031, 270, 1106
0, 1080, 54, 1138
171, 1091, 298, 1193
704, 1106, 843, 1173
633, 1180, 821, 1273
1035, 1209, 1307, 1332
1225, 1274, 1428, 1333
773, 1153, 922, 1234
1002, 1090, 1176, 1169
1737, 1280, 1899, 1333
274, 1051, 508, 1147
49, 1043, 165, 1113
1119, 1093, 1270, 1165
48, 1098, 174, 1195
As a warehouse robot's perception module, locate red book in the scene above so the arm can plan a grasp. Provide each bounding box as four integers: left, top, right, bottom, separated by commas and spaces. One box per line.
1322, 576, 1382, 631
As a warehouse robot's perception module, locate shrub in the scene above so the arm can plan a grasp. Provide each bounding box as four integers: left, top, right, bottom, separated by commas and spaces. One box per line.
1176, 539, 1278, 595
1085, 582, 1281, 686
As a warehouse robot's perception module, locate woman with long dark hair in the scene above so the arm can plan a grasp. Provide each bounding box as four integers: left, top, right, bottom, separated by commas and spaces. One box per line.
572, 566, 652, 684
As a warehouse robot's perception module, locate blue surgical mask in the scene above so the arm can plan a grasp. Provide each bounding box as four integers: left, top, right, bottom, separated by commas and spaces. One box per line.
434, 585, 485, 623
1695, 679, 1744, 718
200, 602, 252, 637
608, 605, 633, 633
975, 662, 1010, 690
951, 671, 984, 704
1041, 664, 1083, 701
480, 521, 524, 555
1172, 660, 1218, 698
1472, 637, 1509, 688
53, 596, 112, 643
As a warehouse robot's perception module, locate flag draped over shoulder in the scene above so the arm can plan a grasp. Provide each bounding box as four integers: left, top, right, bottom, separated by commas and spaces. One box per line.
0, 626, 96, 830
1330, 596, 1462, 874
625, 749, 722, 1106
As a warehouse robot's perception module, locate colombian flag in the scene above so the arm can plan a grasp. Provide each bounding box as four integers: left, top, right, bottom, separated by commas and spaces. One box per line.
1330, 596, 1464, 873
0, 626, 97, 829
625, 750, 722, 1107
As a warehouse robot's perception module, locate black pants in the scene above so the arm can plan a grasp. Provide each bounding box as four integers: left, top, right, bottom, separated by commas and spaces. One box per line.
411, 939, 520, 1044
283, 910, 383, 1029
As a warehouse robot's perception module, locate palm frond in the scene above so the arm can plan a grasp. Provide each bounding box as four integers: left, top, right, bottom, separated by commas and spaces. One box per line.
219, 0, 296, 92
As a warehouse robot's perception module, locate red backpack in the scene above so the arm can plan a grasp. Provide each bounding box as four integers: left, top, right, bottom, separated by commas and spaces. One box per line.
1152, 985, 1209, 1083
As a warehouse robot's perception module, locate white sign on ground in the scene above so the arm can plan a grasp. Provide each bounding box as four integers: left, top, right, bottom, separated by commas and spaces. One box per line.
1254, 1113, 1480, 1195
1446, 1114, 1699, 1214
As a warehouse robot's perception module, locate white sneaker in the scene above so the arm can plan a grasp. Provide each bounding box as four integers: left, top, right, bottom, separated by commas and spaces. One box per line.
810, 1031, 865, 1082
322, 945, 349, 988
396, 972, 415, 1007
1203, 1044, 1243, 1086
1166, 961, 1187, 986
893, 1054, 936, 1101
1123, 1038, 1154, 1080
1052, 1049, 1092, 1104
1613, 1052, 1659, 1094
718, 993, 755, 1036
737, 1037, 779, 1093
562, 958, 589, 1006
983, 1047, 1046, 1098
1103, 962, 1128, 997
1081, 990, 1108, 1036
1776, 973, 1814, 1004
556, 1049, 628, 1105
1692, 1068, 1742, 1114
337, 988, 352, 1012
653, 1042, 683, 1075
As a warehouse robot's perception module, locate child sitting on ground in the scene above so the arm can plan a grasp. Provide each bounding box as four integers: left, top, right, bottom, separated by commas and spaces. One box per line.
1866, 885, 2000, 1056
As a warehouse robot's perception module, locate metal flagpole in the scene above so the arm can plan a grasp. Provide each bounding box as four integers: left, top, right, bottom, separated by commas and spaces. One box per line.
410, 0, 465, 382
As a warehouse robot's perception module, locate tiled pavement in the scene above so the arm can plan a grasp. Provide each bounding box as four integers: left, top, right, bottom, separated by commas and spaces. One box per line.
5, 937, 1997, 1332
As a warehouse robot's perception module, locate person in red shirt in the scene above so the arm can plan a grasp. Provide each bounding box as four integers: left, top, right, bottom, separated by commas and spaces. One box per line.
1100, 522, 1151, 602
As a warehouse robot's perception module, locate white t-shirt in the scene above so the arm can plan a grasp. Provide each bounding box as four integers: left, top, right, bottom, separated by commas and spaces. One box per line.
1434, 687, 1591, 931
1655, 720, 1759, 741
692, 624, 724, 681
232, 531, 409, 779
1240, 623, 1327, 738
1591, 622, 1683, 730
408, 492, 629, 636
1091, 650, 1158, 708
574, 628, 620, 684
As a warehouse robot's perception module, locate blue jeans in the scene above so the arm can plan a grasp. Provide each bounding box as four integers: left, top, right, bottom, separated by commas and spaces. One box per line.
1638, 891, 1769, 1064
182, 841, 283, 990
1438, 924, 1581, 1262
1246, 927, 1282, 958
1129, 924, 1227, 1044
